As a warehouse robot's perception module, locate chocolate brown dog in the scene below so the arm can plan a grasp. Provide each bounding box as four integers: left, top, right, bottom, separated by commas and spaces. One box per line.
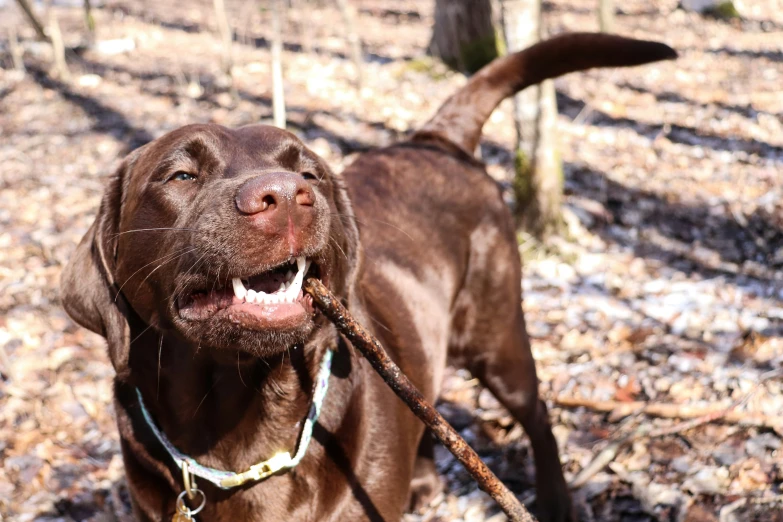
61, 33, 675, 521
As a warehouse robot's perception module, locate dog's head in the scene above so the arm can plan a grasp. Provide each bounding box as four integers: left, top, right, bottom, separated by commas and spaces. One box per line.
61, 124, 359, 375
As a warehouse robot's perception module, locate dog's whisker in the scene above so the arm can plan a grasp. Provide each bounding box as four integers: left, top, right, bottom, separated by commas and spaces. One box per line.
133, 247, 200, 301
129, 324, 154, 346
110, 227, 199, 239
210, 266, 222, 295
156, 333, 164, 400
366, 313, 392, 334
237, 352, 247, 388
168, 250, 210, 305
329, 212, 414, 241
192, 375, 222, 418
329, 237, 349, 262
115, 247, 195, 302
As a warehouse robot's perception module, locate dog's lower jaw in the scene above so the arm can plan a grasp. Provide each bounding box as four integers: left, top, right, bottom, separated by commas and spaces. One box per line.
167, 308, 316, 358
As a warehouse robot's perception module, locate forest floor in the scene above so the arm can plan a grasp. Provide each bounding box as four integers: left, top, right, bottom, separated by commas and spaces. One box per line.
0, 0, 781, 520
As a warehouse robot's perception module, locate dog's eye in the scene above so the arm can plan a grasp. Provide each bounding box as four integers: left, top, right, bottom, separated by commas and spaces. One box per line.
169, 171, 197, 182
302, 172, 319, 182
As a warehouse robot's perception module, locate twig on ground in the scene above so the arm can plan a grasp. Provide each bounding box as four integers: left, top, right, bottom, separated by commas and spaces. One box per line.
553, 396, 781, 432
719, 494, 783, 522
563, 369, 783, 488
569, 440, 624, 489
303, 277, 537, 522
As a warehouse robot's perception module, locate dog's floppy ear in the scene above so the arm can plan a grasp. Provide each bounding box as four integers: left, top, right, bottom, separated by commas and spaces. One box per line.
61, 150, 141, 378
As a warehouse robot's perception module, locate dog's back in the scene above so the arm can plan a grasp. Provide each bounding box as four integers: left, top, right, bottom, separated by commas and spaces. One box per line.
344, 32, 676, 396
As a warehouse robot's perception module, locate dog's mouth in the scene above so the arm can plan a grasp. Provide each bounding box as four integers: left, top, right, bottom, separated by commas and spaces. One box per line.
177, 256, 320, 331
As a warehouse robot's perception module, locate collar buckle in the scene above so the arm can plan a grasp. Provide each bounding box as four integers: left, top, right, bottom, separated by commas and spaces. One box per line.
219, 451, 292, 488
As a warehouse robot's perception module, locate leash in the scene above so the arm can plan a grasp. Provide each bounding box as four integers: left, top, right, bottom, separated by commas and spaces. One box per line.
135, 348, 333, 520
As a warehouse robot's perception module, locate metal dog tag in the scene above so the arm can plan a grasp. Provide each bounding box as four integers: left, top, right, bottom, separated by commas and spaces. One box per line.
172, 511, 194, 522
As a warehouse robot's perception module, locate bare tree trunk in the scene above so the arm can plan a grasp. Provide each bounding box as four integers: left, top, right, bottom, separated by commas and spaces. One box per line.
530, 80, 561, 234
271, 0, 286, 129
334, 0, 363, 87
429, 0, 498, 73
502, 0, 563, 237
8, 26, 26, 72
15, 0, 49, 42
214, 0, 234, 82
598, 0, 614, 32
48, 10, 70, 81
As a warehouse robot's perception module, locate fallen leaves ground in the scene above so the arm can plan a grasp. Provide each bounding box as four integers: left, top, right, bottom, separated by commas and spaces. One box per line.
0, 0, 781, 521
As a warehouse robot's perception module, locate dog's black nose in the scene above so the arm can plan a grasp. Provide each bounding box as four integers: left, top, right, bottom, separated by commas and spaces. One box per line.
236, 172, 315, 216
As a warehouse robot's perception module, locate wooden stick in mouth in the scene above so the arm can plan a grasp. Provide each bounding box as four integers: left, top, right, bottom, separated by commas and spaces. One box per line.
303, 277, 536, 522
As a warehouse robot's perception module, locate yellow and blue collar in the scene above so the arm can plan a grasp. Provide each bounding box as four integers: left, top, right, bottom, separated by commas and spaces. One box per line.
135, 348, 333, 490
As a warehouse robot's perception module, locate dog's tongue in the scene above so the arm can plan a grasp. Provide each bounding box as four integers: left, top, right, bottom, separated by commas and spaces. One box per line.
247, 267, 290, 294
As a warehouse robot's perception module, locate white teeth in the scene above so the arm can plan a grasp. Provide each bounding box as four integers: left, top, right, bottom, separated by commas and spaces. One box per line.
234, 257, 308, 307
232, 278, 247, 300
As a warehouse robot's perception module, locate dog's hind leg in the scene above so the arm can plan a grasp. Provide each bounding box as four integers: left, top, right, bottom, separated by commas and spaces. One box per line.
464, 318, 572, 522
449, 225, 573, 522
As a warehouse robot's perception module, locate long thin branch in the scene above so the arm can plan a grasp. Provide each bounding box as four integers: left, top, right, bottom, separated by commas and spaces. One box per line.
303, 278, 536, 522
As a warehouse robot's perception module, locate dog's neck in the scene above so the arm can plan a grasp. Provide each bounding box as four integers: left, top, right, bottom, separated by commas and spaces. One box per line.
128, 328, 332, 474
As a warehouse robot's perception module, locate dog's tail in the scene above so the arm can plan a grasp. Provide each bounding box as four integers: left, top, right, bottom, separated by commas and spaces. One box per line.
412, 33, 676, 155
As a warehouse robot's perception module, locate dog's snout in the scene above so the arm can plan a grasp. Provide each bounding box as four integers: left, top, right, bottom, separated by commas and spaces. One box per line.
236, 173, 315, 216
